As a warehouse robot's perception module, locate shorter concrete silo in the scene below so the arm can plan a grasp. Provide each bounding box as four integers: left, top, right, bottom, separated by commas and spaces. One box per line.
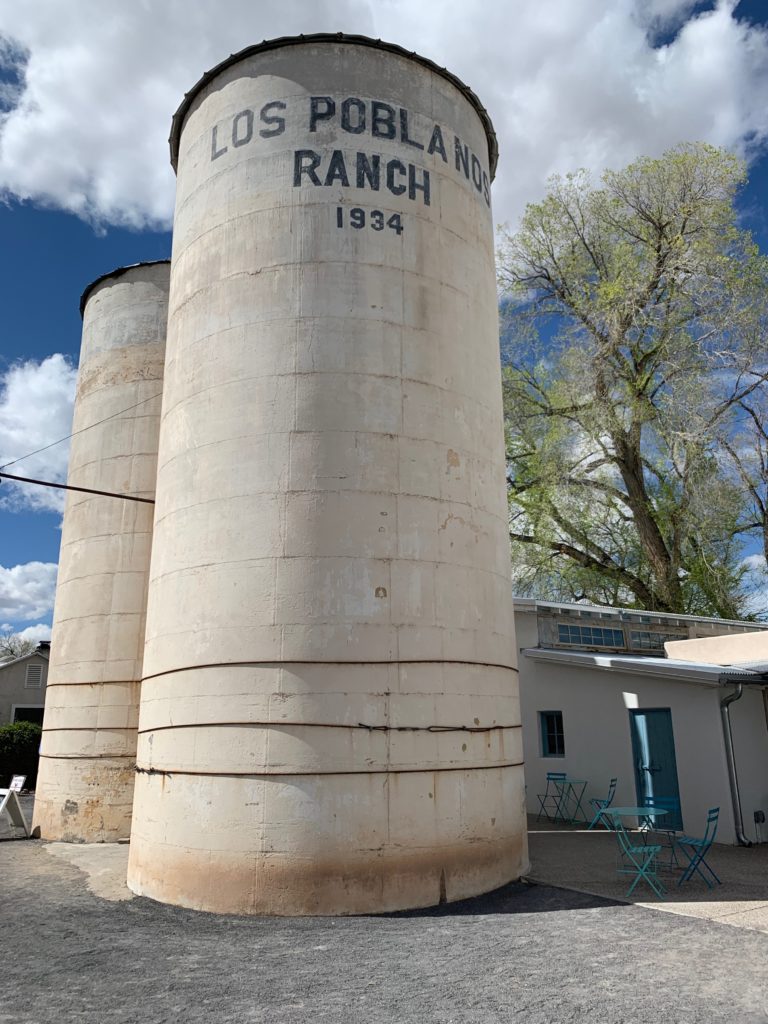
33, 261, 169, 842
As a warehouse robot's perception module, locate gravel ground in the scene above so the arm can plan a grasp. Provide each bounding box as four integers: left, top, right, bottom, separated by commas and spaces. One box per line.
0, 792, 34, 839
3, 839, 768, 1024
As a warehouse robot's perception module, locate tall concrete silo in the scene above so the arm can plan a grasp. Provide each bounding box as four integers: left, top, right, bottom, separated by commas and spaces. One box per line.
128, 34, 526, 913
33, 261, 169, 842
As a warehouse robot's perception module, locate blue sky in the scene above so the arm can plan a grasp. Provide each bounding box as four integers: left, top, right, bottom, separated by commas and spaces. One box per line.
0, 208, 171, 564
1, 0, 768, 636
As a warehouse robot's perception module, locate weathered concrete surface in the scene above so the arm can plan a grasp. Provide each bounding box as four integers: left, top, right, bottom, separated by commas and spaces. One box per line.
33, 262, 169, 842
4, 839, 768, 1024
130, 38, 525, 914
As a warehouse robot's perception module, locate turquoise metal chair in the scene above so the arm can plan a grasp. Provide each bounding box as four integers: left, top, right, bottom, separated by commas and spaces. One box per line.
587, 777, 617, 830
677, 807, 721, 889
536, 771, 567, 822
639, 795, 682, 866
613, 816, 666, 898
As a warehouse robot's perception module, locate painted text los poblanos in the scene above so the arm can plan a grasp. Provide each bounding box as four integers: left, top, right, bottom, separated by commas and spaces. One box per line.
209, 96, 491, 214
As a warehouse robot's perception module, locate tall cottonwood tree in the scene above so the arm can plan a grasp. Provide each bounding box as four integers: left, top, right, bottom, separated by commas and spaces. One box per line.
498, 143, 768, 617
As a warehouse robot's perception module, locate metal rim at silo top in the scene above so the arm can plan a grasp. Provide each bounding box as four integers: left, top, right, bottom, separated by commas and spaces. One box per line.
79, 260, 172, 319
168, 32, 499, 178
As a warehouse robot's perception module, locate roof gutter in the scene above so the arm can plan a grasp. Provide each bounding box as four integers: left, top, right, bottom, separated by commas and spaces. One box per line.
719, 676, 752, 847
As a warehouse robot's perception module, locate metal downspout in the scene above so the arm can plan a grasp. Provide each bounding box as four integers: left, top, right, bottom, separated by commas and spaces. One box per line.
719, 679, 752, 847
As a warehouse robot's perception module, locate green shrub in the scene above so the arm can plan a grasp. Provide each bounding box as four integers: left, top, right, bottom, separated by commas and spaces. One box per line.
0, 721, 42, 789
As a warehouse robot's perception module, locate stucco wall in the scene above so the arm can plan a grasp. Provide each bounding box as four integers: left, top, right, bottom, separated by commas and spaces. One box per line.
519, 651, 746, 843
729, 686, 768, 842
666, 631, 768, 664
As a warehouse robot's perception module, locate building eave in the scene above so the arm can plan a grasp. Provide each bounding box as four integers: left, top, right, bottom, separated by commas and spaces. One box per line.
0, 650, 49, 670
521, 647, 767, 687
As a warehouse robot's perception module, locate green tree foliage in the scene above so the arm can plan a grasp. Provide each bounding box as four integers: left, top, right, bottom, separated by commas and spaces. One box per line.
0, 721, 41, 789
497, 143, 768, 617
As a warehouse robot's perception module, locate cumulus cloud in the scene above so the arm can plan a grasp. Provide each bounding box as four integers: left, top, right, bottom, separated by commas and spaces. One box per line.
0, 0, 370, 228
1, 622, 53, 643
0, 354, 77, 513
0, 1, 767, 230
0, 561, 57, 623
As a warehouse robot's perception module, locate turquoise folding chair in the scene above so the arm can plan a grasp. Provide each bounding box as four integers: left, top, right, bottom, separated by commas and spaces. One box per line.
587, 777, 617, 830
536, 772, 567, 822
614, 816, 666, 898
677, 808, 721, 889
639, 796, 682, 867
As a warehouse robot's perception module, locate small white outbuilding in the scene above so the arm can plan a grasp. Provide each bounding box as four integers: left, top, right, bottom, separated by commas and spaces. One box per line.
515, 599, 768, 845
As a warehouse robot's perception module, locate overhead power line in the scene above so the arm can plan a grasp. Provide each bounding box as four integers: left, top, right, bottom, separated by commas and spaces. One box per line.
0, 391, 164, 472
0, 470, 155, 505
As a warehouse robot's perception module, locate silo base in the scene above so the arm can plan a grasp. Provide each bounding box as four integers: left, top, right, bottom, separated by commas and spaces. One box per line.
32, 758, 136, 843
126, 767, 529, 915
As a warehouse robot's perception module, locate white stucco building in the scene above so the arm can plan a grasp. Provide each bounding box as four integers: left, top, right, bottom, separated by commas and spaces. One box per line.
515, 599, 768, 845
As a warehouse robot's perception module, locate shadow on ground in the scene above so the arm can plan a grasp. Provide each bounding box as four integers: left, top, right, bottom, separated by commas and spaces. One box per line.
388, 879, 620, 916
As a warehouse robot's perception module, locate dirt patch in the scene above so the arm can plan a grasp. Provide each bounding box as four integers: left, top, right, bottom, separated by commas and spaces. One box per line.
44, 842, 133, 902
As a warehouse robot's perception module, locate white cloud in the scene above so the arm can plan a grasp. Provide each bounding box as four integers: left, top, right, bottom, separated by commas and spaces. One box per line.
0, 1, 767, 230
740, 552, 768, 620
1, 622, 52, 643
742, 553, 766, 572
635, 0, 707, 34
0, 0, 371, 228
0, 354, 77, 514
0, 561, 57, 623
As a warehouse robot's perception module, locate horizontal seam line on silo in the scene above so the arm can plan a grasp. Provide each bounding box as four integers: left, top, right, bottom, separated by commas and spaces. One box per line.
56, 570, 148, 585
134, 761, 525, 778
169, 262, 483, 318
163, 315, 493, 373
60, 536, 153, 552
159, 367, 499, 421
174, 173, 489, 243
141, 660, 519, 681
146, 559, 517, 585
150, 488, 509, 527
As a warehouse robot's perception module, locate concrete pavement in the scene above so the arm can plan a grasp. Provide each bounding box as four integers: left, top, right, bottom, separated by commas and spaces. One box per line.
527, 816, 768, 933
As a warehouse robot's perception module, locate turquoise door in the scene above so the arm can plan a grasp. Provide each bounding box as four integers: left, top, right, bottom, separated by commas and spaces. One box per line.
628, 708, 683, 830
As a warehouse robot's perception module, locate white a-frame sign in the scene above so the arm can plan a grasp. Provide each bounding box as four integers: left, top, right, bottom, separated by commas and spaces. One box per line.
0, 788, 30, 836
